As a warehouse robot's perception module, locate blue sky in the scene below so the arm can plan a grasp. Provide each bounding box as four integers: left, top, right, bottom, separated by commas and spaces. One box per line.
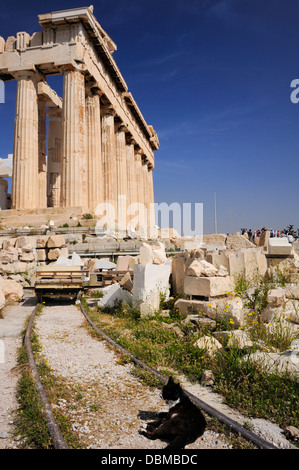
0, 0, 299, 234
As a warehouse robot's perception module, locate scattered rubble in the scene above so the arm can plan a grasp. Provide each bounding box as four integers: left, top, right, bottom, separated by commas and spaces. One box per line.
0, 229, 298, 380
0, 234, 69, 275
0, 228, 298, 449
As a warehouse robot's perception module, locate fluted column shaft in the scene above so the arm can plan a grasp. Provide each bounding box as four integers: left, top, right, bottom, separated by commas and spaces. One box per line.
135, 150, 146, 231
126, 140, 135, 203
142, 159, 149, 219
47, 107, 62, 207
38, 95, 47, 208
12, 70, 39, 210
135, 150, 144, 206
115, 125, 128, 232
147, 166, 155, 227
125, 140, 137, 230
86, 93, 103, 211
61, 69, 87, 208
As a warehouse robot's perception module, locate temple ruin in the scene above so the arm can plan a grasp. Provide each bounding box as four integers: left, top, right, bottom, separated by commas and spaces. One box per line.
0, 6, 159, 234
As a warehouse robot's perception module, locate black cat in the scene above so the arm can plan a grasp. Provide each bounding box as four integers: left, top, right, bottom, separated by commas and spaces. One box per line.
139, 376, 206, 449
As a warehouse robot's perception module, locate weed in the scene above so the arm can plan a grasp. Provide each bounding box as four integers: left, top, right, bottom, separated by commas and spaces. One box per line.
213, 350, 298, 428
243, 278, 272, 314
14, 363, 52, 449
15, 322, 82, 449
89, 289, 103, 299
131, 364, 165, 388
234, 271, 252, 296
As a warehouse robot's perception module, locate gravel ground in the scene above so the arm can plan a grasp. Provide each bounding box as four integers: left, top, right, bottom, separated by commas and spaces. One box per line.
0, 297, 36, 449
0, 336, 21, 449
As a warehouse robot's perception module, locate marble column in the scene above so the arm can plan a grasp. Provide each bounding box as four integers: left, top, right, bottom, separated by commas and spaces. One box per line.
86, 92, 103, 211
115, 123, 128, 232
142, 158, 150, 230
125, 138, 137, 230
142, 159, 149, 221
126, 138, 136, 203
38, 95, 47, 208
135, 149, 144, 205
147, 165, 155, 227
47, 106, 62, 207
101, 107, 117, 225
135, 149, 146, 232
60, 68, 87, 208
12, 70, 40, 210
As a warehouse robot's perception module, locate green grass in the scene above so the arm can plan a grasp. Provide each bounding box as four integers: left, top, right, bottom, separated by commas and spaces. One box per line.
14, 342, 53, 449
81, 289, 299, 434
213, 348, 298, 427
14, 319, 82, 449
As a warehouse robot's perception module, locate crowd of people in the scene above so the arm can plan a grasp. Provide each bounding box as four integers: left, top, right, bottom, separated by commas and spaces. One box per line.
241, 227, 298, 243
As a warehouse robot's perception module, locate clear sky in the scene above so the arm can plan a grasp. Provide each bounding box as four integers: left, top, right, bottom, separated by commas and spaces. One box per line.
0, 0, 299, 235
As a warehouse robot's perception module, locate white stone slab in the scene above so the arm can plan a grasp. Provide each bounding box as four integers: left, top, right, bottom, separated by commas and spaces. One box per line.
133, 263, 171, 314
268, 238, 292, 255
93, 259, 116, 271
98, 282, 132, 308
184, 276, 234, 297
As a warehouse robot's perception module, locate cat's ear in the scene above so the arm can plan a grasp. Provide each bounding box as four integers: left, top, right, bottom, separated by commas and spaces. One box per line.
168, 376, 174, 384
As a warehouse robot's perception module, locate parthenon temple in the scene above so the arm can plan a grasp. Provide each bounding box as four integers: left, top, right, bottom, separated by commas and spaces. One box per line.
0, 6, 159, 235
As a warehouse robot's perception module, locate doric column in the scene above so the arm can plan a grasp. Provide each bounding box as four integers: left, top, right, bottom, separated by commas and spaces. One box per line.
12, 70, 40, 210
115, 123, 128, 233
142, 159, 149, 218
142, 159, 152, 231
135, 149, 144, 205
38, 95, 47, 208
101, 106, 117, 224
147, 165, 155, 228
86, 91, 103, 211
47, 106, 62, 207
125, 137, 137, 230
60, 68, 87, 208
126, 137, 136, 203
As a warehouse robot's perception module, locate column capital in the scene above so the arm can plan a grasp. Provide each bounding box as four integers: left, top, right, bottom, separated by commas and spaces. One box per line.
115, 121, 128, 134
60, 62, 87, 75
85, 80, 104, 98
101, 104, 116, 117
10, 67, 44, 83
142, 156, 150, 166
135, 148, 144, 157
124, 133, 136, 145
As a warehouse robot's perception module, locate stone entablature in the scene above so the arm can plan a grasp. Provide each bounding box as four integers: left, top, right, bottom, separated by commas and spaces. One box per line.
0, 6, 159, 233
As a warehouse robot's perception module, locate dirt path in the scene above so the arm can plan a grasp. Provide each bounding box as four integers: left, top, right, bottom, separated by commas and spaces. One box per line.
0, 295, 35, 449
35, 302, 232, 449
